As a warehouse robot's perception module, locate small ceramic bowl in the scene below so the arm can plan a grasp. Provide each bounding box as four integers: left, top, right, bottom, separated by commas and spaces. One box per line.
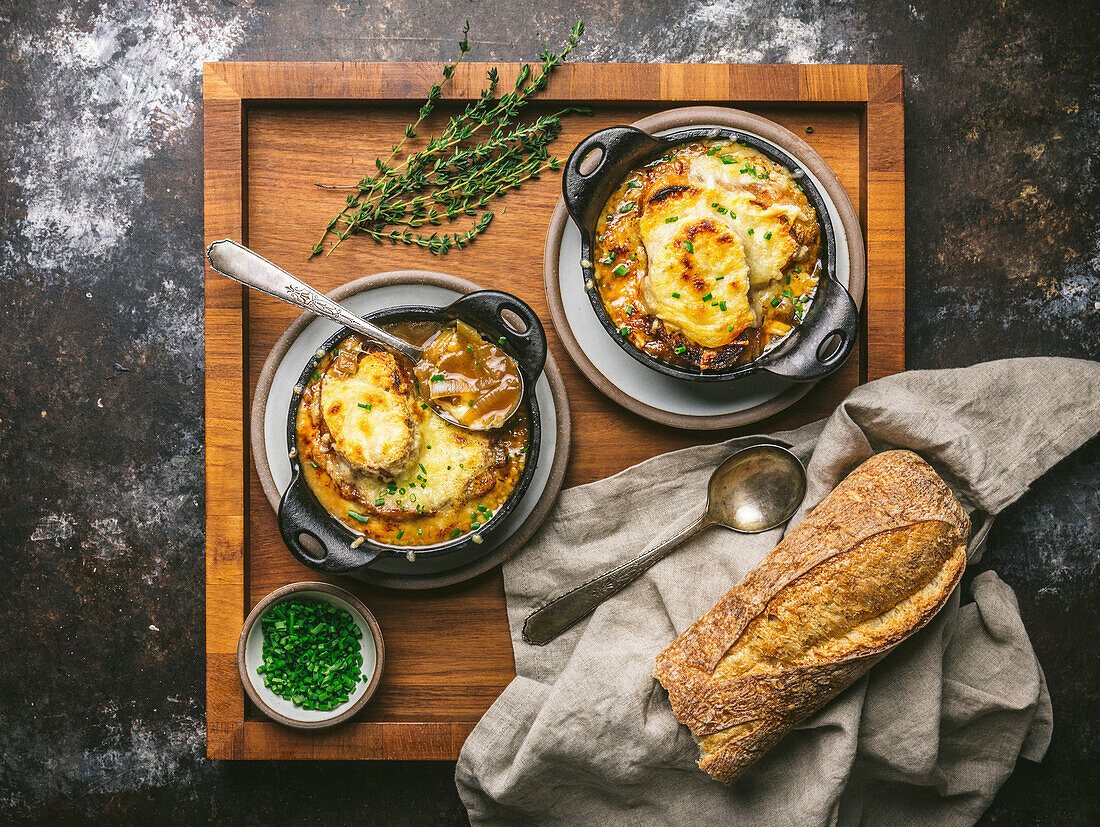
237, 581, 385, 729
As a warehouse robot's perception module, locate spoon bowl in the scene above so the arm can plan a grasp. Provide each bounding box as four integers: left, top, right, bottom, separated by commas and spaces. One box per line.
522, 442, 807, 645
706, 445, 807, 533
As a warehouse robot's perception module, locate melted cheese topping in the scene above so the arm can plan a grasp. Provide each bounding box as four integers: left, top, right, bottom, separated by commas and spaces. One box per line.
593, 140, 821, 369
353, 414, 494, 515
637, 185, 755, 347
320, 350, 420, 479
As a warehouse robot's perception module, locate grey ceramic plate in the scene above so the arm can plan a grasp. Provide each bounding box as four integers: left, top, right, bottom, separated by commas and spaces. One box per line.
544, 106, 866, 430
250, 270, 572, 589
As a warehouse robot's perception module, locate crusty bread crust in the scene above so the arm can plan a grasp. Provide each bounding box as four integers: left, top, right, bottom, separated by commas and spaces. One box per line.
654, 450, 970, 784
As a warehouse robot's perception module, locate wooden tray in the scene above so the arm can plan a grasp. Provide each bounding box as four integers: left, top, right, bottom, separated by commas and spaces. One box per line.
204, 62, 904, 759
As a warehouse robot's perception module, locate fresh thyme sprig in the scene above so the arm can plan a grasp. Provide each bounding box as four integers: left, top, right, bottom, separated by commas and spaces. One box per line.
312, 20, 588, 258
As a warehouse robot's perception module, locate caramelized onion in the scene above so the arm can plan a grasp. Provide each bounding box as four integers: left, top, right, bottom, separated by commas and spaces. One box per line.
413, 321, 523, 430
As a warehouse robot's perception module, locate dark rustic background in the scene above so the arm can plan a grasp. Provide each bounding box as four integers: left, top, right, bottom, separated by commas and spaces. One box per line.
1, 0, 1097, 823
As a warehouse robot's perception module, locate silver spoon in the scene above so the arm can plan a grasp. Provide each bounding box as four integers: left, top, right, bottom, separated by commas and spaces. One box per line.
205, 239, 521, 431
522, 443, 807, 645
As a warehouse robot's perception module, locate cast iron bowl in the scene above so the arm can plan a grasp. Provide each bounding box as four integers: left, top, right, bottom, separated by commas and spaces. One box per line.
562, 123, 859, 383
278, 290, 545, 577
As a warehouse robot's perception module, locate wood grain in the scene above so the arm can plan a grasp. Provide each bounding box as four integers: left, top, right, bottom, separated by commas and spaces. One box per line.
203, 62, 905, 760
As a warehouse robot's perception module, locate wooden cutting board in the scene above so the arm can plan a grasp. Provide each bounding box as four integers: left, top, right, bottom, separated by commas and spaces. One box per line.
204, 62, 904, 759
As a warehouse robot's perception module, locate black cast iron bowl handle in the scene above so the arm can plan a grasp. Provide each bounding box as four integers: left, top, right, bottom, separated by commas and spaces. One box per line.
442, 290, 547, 382
562, 126, 664, 230
754, 272, 859, 381
279, 467, 382, 573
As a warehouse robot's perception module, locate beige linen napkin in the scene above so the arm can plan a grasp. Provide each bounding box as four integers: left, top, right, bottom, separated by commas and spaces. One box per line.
456, 358, 1100, 826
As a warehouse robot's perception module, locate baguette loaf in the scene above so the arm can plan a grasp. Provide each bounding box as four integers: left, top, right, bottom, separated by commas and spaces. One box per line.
654, 450, 970, 784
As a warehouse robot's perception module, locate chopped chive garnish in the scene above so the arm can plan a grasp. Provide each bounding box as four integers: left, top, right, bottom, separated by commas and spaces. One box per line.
620, 327, 630, 336
311, 371, 320, 382
720, 301, 727, 311
430, 374, 444, 382
467, 346, 474, 354
626, 180, 642, 188
310, 461, 319, 469
717, 206, 728, 214
728, 325, 736, 332
626, 304, 634, 313
715, 275, 724, 280
601, 252, 617, 265
357, 402, 372, 410
660, 154, 673, 162
612, 264, 629, 277
683, 241, 694, 253
674, 345, 687, 354
782, 290, 793, 298
498, 337, 506, 345
729, 212, 736, 219
419, 463, 427, 474
720, 156, 735, 164
701, 292, 713, 302
397, 530, 404, 539
805, 125, 814, 134
664, 216, 679, 223
671, 291, 681, 298
786, 273, 792, 284
375, 498, 385, 506
258, 598, 364, 712
706, 146, 719, 156
420, 403, 427, 409
711, 202, 721, 209
747, 228, 755, 236
764, 231, 772, 240
618, 201, 636, 213
451, 528, 462, 538
348, 510, 369, 523
770, 295, 781, 307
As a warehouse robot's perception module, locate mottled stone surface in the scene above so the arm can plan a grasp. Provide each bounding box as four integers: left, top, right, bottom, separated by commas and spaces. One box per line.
0, 0, 1096, 823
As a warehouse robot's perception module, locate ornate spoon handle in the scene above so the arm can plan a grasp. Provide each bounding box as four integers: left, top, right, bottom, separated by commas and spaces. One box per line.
522, 514, 711, 645
205, 239, 422, 363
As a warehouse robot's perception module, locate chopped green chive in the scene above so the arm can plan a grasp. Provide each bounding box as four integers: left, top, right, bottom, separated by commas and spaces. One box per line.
612, 264, 629, 277
311, 371, 320, 383
258, 598, 364, 712
348, 510, 369, 523
719, 301, 727, 311
396, 530, 404, 539
601, 252, 617, 265
674, 345, 687, 354
419, 463, 427, 474
671, 291, 681, 298
764, 231, 772, 240
805, 125, 814, 134
620, 327, 630, 336
626, 180, 642, 189
747, 228, 755, 236
375, 498, 385, 506
770, 295, 781, 307
782, 290, 793, 298
498, 337, 507, 345
720, 156, 735, 164
430, 374, 444, 382
715, 275, 725, 280
701, 292, 713, 302
451, 528, 462, 538
664, 216, 679, 223
357, 402, 372, 410
618, 201, 636, 213
310, 461, 319, 469
683, 241, 694, 253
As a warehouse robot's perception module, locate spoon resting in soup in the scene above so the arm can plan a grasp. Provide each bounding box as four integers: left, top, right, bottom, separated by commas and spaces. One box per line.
413, 320, 524, 431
